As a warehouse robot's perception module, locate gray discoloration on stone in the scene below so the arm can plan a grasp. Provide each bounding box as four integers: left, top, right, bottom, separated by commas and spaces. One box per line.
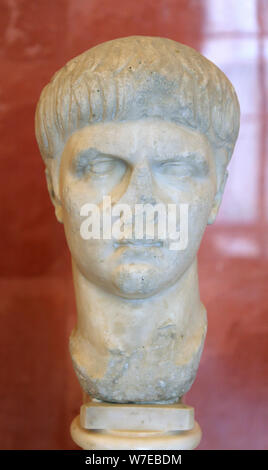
35, 36, 239, 405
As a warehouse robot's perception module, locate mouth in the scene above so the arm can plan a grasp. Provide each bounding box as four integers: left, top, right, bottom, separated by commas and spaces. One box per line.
113, 239, 164, 248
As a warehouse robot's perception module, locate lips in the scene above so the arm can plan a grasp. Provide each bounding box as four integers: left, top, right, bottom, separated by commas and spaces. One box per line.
113, 239, 163, 248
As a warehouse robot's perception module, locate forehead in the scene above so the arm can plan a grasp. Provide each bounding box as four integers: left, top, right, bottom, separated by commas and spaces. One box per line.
64, 119, 211, 159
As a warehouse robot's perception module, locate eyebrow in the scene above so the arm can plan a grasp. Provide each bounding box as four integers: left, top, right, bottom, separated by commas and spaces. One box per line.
75, 147, 115, 161
152, 151, 208, 164
74, 148, 117, 167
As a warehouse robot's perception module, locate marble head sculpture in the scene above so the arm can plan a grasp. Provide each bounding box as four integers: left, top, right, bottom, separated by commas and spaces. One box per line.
35, 36, 240, 404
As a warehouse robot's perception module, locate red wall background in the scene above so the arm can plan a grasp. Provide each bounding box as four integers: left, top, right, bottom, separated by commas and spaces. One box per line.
0, 0, 267, 450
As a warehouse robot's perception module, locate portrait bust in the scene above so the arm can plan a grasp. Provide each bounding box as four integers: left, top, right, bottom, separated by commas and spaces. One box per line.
35, 36, 240, 447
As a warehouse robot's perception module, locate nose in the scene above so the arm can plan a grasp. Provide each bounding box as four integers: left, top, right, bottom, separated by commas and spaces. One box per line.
119, 159, 157, 206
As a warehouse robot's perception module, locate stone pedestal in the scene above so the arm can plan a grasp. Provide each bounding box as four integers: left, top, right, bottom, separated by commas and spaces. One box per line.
70, 401, 201, 450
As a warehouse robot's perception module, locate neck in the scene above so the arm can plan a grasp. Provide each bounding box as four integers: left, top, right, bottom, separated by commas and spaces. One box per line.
69, 258, 207, 403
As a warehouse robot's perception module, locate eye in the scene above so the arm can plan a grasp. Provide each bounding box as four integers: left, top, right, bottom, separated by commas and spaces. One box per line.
156, 156, 209, 179
158, 161, 193, 178
75, 154, 123, 178
90, 159, 116, 175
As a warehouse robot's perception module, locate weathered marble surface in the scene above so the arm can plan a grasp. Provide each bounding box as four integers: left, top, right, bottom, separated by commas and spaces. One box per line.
35, 36, 240, 404
80, 401, 194, 431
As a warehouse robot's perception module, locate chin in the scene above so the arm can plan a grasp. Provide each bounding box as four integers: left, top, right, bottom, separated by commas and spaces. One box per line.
111, 262, 164, 299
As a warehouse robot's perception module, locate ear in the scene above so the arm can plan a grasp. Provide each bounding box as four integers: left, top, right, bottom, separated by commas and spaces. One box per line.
45, 164, 63, 223
208, 170, 228, 225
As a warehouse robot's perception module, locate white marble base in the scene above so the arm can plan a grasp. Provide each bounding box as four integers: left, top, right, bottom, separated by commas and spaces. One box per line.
71, 401, 201, 450
71, 416, 201, 450
80, 401, 194, 431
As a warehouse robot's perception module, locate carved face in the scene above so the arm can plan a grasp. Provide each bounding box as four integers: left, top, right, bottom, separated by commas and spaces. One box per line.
57, 119, 218, 298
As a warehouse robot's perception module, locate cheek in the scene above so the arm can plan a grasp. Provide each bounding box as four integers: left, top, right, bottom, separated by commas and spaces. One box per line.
179, 180, 216, 250
59, 179, 92, 257
62, 191, 84, 235
191, 182, 215, 211
165, 177, 216, 219
61, 199, 105, 280
186, 195, 213, 252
